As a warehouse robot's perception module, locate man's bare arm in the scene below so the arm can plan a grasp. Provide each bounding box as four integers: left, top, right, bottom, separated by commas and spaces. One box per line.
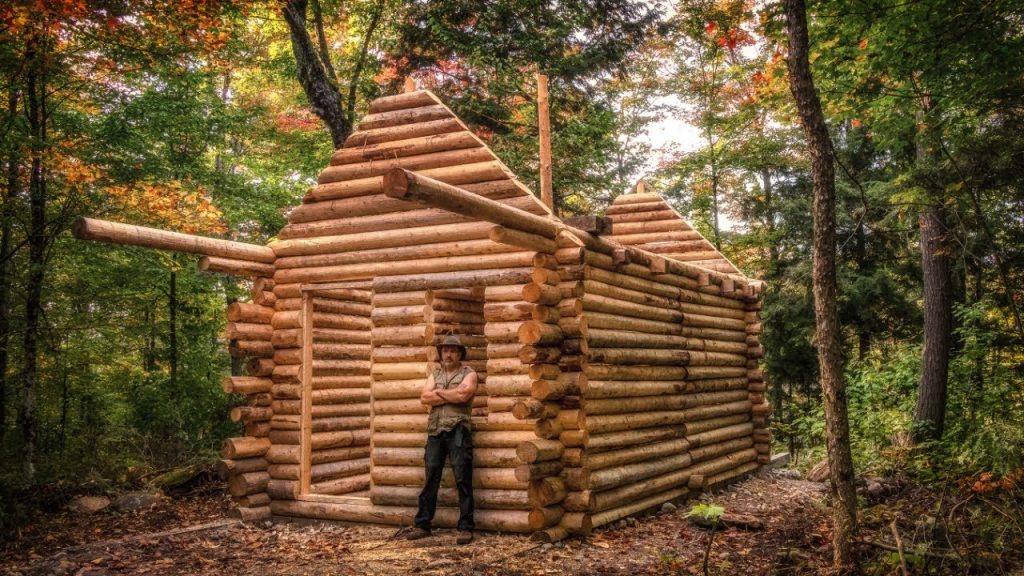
435, 371, 478, 404
420, 372, 446, 407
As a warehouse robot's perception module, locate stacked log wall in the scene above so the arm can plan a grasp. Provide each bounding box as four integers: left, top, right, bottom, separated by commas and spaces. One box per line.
218, 277, 277, 521
559, 201, 766, 531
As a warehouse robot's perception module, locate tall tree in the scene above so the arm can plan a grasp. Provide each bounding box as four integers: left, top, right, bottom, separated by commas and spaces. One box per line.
20, 22, 51, 484
281, 0, 351, 148
810, 0, 1024, 443
913, 102, 953, 441
782, 0, 858, 569
384, 0, 658, 210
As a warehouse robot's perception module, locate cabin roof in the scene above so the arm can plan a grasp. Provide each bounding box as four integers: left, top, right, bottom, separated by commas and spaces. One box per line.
272, 89, 749, 283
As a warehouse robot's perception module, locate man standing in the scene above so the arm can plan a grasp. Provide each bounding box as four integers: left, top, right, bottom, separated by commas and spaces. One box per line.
406, 334, 478, 544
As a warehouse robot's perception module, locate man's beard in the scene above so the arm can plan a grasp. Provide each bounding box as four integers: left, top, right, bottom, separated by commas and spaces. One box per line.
442, 357, 460, 369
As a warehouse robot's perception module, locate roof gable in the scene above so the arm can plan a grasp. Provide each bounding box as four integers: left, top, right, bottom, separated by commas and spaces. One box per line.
277, 90, 550, 243
604, 192, 741, 275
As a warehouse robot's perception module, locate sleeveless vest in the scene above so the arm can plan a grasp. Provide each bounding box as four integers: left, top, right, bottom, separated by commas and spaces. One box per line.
427, 364, 474, 435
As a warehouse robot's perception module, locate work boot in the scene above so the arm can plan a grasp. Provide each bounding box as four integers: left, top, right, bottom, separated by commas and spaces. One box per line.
405, 527, 432, 541
456, 530, 474, 545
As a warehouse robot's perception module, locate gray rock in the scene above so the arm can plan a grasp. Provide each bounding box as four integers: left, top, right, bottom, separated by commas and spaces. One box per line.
69, 495, 110, 514
865, 481, 885, 498
661, 502, 677, 513
772, 468, 803, 480
113, 491, 163, 512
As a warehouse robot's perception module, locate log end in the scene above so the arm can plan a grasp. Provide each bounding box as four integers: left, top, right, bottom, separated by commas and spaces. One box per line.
71, 217, 92, 240
382, 168, 412, 199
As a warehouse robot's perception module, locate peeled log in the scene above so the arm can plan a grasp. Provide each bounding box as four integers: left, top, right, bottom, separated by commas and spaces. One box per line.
331, 131, 481, 166
370, 485, 530, 510
686, 423, 754, 448
584, 427, 685, 454
228, 471, 270, 497
370, 465, 526, 490
490, 226, 557, 254
227, 303, 275, 324
216, 457, 268, 478
522, 283, 561, 305
221, 437, 271, 459
689, 437, 754, 463
72, 217, 275, 262
383, 169, 560, 238
583, 411, 688, 435
270, 499, 532, 532
561, 512, 592, 535
345, 117, 463, 148
516, 439, 564, 463
588, 453, 692, 492
373, 268, 535, 294
591, 486, 689, 529
528, 506, 565, 530
518, 321, 562, 345
312, 474, 371, 495
527, 477, 567, 508
222, 376, 272, 395
227, 322, 275, 341
587, 438, 689, 471
519, 346, 562, 364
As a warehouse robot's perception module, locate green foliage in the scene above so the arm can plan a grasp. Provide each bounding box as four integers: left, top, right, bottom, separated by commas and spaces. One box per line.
686, 502, 725, 524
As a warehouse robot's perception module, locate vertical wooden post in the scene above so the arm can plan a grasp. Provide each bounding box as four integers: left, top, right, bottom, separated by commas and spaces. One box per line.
537, 73, 553, 210
403, 77, 416, 93
299, 291, 314, 496
634, 178, 647, 195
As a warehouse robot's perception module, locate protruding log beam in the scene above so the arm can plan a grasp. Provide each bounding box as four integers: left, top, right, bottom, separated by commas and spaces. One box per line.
221, 437, 271, 459
383, 169, 560, 238
72, 217, 276, 263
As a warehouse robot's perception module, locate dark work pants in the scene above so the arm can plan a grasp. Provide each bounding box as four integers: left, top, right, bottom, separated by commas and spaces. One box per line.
414, 425, 474, 531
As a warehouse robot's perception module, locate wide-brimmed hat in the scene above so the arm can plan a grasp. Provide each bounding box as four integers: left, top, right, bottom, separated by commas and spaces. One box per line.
435, 334, 467, 359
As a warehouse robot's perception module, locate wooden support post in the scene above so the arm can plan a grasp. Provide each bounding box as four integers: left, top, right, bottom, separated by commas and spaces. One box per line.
537, 73, 553, 210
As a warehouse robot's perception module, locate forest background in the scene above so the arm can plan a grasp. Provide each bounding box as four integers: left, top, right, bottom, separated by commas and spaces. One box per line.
0, 0, 1021, 557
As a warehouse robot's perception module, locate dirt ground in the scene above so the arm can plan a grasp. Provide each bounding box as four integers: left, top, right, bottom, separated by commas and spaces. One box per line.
0, 469, 839, 576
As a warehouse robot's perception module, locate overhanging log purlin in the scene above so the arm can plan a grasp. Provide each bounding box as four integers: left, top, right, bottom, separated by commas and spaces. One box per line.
72, 217, 277, 263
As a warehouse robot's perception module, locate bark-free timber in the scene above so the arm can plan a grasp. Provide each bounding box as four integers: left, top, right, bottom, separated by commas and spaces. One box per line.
72, 218, 275, 262
383, 169, 560, 238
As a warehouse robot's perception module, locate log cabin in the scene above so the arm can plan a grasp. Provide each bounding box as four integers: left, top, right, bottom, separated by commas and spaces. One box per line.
73, 89, 770, 541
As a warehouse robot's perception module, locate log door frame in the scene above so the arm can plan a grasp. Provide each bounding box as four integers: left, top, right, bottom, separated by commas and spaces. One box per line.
297, 281, 372, 501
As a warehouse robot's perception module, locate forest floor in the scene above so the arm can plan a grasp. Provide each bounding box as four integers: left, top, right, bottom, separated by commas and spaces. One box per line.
1, 467, 1020, 575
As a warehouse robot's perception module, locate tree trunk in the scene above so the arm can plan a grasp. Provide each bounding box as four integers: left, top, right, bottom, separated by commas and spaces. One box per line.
144, 307, 157, 373
783, 0, 858, 571
0, 86, 18, 443
21, 39, 49, 484
169, 270, 178, 389
914, 203, 952, 440
282, 0, 351, 148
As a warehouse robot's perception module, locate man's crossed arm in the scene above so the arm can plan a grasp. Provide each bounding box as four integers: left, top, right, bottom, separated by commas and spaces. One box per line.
420, 371, 478, 407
